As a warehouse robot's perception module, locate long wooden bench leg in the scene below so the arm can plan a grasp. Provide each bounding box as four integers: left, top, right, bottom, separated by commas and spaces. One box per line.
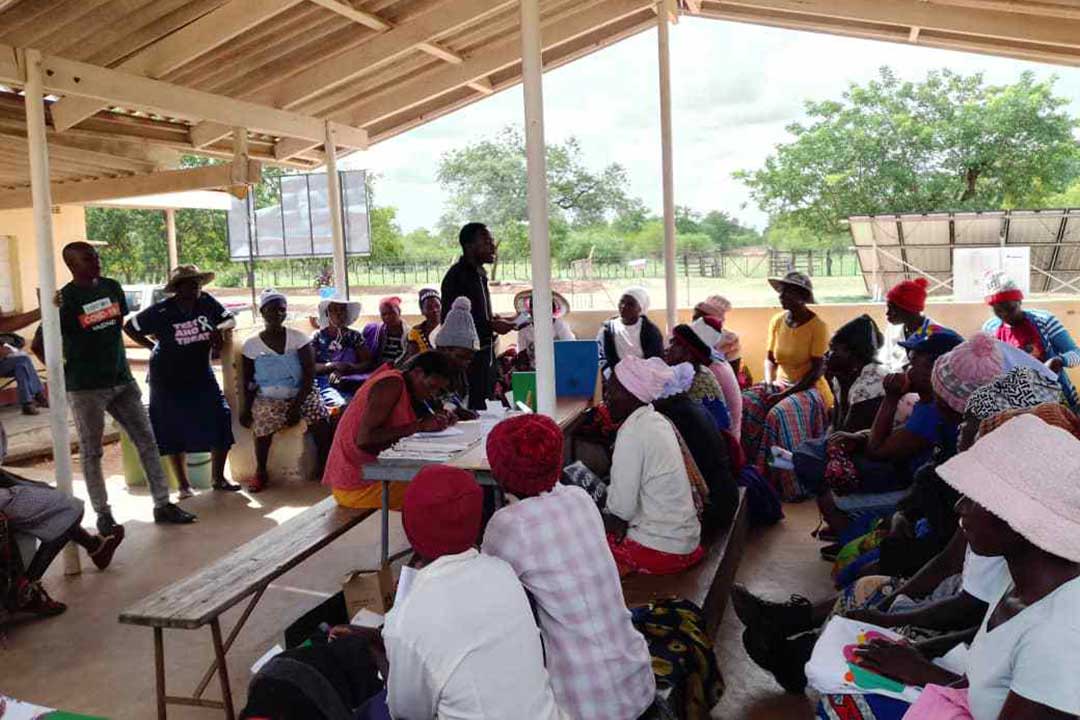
210, 619, 236, 720
154, 627, 167, 720
193, 588, 265, 700
380, 480, 390, 566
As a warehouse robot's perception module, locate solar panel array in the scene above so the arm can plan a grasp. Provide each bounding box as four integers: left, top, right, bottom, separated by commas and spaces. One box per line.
848, 209, 1080, 296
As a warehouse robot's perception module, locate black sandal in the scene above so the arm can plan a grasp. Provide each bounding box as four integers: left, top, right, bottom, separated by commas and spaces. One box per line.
213, 480, 242, 492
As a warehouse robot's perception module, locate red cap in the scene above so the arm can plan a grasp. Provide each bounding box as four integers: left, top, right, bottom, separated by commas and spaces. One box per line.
402, 465, 481, 560
486, 415, 564, 497
886, 277, 929, 314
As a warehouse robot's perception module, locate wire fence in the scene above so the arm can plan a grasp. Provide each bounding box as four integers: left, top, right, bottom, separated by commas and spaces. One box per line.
213, 249, 859, 290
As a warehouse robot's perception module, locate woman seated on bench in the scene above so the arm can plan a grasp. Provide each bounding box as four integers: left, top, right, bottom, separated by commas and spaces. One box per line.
1, 426, 123, 620
322, 352, 455, 510
311, 292, 368, 409
603, 355, 703, 576
367, 465, 569, 720
664, 321, 732, 433
482, 414, 656, 720
800, 329, 964, 538
240, 290, 333, 493
828, 414, 1080, 720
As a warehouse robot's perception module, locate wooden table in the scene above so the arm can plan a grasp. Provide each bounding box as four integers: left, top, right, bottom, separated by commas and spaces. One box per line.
118, 498, 374, 719
364, 397, 591, 564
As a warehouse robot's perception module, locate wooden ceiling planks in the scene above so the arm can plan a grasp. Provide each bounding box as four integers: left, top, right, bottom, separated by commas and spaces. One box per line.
2, 0, 1080, 191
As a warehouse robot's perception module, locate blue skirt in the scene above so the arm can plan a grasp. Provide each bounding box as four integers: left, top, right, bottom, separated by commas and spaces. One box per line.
148, 374, 234, 455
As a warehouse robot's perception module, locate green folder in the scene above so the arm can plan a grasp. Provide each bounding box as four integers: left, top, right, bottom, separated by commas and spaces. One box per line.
511, 371, 537, 411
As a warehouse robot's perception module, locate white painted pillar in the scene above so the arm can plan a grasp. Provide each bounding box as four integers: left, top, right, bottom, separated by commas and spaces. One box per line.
22, 49, 80, 574
520, 0, 556, 417
657, 4, 678, 332
324, 122, 349, 299
165, 208, 178, 271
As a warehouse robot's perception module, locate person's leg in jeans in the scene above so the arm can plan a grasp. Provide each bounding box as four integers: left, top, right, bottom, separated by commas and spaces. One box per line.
107, 382, 196, 523
106, 382, 170, 507
0, 354, 45, 413
68, 388, 115, 533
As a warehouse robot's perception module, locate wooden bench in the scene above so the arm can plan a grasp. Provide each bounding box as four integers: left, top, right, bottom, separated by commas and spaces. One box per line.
119, 497, 374, 720
622, 487, 749, 638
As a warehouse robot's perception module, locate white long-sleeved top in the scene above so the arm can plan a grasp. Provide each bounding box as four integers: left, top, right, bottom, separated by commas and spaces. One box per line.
606, 404, 701, 555
383, 548, 568, 720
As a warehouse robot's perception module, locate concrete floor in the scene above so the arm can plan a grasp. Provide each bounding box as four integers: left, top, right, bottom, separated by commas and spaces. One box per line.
3, 446, 834, 720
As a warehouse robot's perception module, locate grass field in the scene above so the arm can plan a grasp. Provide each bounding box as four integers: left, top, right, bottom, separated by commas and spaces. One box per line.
213, 275, 871, 320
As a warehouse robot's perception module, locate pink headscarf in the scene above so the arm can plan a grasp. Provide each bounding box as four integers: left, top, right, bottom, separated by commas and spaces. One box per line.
614, 355, 674, 403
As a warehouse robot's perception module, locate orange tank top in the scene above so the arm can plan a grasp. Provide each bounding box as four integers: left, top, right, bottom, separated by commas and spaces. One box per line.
322, 364, 417, 491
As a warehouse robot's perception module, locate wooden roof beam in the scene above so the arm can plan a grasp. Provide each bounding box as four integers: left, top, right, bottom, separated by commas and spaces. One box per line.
250, 0, 515, 110
709, 0, 1080, 48
0, 157, 261, 210
306, 0, 497, 93
0, 43, 369, 150
305, 0, 390, 30
696, 2, 1080, 65
923, 0, 1080, 21
342, 0, 654, 129
49, 0, 306, 132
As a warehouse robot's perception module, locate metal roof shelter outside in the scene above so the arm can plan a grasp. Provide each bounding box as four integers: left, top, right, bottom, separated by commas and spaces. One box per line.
849, 209, 1080, 299
5, 0, 1080, 581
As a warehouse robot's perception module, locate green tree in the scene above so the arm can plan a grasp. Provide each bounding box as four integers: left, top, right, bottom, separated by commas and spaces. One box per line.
88, 207, 168, 283
436, 126, 643, 275
369, 205, 405, 261
737, 67, 1080, 236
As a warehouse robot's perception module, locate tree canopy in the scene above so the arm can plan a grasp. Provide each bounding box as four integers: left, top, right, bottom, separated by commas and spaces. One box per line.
436, 126, 646, 260
736, 67, 1080, 236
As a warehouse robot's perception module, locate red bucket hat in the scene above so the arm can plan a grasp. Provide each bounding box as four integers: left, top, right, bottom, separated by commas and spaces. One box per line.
402, 465, 482, 560
486, 414, 564, 497
886, 277, 929, 314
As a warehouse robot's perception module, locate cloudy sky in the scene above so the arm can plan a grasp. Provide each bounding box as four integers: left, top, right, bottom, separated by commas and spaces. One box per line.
340, 17, 1080, 233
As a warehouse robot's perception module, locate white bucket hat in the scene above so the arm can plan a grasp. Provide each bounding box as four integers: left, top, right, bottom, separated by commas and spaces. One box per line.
317, 291, 362, 329
937, 413, 1080, 562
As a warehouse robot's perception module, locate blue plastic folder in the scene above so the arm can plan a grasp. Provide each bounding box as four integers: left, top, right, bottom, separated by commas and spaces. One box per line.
554, 340, 599, 397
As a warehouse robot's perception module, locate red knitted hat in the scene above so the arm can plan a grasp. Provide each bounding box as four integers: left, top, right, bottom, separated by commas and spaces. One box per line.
402, 465, 482, 560
486, 414, 564, 497
886, 277, 929, 314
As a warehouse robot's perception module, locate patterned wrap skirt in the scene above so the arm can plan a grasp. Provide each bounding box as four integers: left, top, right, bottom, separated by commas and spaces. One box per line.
741, 383, 829, 501
251, 390, 330, 438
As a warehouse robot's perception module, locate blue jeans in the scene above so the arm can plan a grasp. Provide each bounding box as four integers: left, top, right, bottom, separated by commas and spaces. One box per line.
0, 354, 43, 405
793, 437, 909, 496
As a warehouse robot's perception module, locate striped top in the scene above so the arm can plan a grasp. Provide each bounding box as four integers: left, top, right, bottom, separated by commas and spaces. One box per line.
984, 308, 1080, 409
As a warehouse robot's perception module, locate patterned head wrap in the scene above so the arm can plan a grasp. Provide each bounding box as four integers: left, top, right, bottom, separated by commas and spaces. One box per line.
964, 367, 1062, 421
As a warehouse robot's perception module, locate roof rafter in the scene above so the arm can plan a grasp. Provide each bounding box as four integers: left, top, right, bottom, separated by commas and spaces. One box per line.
0, 156, 261, 210
340, 0, 654, 129
0, 43, 369, 149
250, 0, 515, 110
49, 0, 305, 132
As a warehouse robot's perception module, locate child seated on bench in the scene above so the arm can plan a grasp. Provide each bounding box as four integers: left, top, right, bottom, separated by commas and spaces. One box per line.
603, 356, 703, 576
482, 414, 656, 720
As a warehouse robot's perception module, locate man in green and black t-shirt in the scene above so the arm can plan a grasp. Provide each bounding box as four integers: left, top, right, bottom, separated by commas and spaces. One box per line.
58, 242, 196, 533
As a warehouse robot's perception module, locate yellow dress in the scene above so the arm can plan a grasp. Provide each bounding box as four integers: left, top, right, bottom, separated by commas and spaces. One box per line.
767, 311, 834, 408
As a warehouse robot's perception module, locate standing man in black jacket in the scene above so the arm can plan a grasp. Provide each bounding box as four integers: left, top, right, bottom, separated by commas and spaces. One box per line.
441, 223, 515, 409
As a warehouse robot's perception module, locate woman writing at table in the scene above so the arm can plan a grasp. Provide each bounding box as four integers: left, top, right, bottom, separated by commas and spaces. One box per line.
322, 351, 456, 510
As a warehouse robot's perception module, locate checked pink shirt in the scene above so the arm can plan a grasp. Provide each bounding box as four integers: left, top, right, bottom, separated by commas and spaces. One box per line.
482, 484, 656, 720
